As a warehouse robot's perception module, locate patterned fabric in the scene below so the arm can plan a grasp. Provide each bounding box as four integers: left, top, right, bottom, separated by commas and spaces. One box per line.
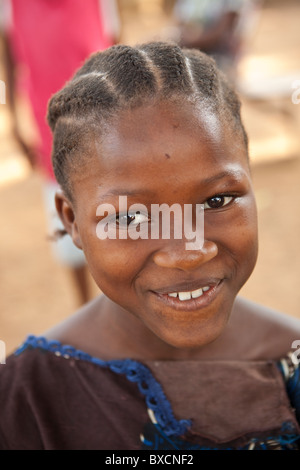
12, 335, 300, 450
279, 353, 300, 425
141, 421, 300, 450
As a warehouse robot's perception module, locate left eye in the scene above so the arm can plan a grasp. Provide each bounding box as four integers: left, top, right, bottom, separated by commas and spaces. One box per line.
203, 195, 234, 210
117, 211, 150, 227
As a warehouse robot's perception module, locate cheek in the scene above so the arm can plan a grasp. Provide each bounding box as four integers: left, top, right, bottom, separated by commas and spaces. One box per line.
206, 196, 258, 273
79, 223, 146, 295
235, 204, 259, 281
232, 218, 258, 276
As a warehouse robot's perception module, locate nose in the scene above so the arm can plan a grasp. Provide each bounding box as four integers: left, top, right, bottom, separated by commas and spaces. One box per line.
153, 240, 218, 271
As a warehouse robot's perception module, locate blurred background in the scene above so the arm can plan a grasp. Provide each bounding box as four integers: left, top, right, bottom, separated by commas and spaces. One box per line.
0, 0, 299, 354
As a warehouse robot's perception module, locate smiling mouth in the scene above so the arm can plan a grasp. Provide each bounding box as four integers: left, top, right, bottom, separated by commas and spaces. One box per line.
152, 279, 224, 312
167, 285, 210, 300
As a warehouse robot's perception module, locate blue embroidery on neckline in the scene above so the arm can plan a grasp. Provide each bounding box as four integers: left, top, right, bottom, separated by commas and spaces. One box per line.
14, 335, 300, 450
15, 335, 191, 438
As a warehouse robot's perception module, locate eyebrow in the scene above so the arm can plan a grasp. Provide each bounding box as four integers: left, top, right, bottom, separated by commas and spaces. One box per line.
200, 170, 246, 186
97, 188, 156, 201
97, 170, 246, 200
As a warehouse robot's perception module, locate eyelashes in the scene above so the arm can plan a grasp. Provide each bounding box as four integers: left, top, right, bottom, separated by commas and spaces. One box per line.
110, 195, 236, 229
203, 195, 235, 210
115, 211, 150, 228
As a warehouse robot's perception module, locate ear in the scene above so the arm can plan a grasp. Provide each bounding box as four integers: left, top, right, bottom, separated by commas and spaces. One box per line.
55, 190, 83, 250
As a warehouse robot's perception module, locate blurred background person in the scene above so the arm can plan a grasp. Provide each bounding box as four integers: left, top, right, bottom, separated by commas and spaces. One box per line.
0, 0, 120, 305
171, 0, 262, 83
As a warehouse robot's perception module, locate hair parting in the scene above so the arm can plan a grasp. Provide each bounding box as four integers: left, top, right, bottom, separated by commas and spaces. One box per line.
47, 41, 248, 198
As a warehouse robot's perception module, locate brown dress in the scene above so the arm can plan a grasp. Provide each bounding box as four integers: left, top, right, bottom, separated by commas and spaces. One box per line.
0, 335, 299, 450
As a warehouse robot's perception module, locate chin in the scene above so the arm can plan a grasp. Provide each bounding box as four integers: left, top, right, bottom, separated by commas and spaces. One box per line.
156, 321, 227, 352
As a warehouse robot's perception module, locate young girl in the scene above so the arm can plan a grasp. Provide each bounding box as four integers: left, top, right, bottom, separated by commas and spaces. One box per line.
1, 42, 300, 450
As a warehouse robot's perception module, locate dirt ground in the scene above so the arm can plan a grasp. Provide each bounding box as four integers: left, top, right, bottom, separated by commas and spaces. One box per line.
1, 0, 300, 355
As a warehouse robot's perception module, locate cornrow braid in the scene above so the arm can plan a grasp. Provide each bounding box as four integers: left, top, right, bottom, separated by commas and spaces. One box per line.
138, 42, 195, 96
47, 41, 248, 199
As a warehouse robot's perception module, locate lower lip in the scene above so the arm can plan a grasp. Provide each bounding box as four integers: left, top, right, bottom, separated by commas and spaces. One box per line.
152, 281, 224, 312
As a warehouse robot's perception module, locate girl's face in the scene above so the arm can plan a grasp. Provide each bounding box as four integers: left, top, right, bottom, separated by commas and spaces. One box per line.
62, 99, 258, 350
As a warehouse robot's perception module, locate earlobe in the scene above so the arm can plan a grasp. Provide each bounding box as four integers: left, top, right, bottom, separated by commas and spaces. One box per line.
54, 190, 83, 250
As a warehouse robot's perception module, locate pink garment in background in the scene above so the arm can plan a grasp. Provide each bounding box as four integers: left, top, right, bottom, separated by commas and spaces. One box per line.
8, 0, 115, 179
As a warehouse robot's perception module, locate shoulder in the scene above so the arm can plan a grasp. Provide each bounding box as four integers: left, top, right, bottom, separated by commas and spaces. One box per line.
0, 344, 73, 403
0, 347, 49, 449
0, 342, 144, 450
42, 294, 118, 359
229, 296, 300, 360
43, 295, 103, 347
0, 339, 128, 449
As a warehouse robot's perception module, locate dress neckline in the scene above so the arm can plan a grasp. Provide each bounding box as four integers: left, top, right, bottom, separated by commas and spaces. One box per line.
14, 334, 300, 450
15, 334, 191, 438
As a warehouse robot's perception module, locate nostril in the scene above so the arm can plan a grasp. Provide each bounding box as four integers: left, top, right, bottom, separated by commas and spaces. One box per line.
153, 240, 218, 269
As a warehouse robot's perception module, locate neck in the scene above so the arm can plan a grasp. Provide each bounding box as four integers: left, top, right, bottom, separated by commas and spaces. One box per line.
94, 295, 234, 361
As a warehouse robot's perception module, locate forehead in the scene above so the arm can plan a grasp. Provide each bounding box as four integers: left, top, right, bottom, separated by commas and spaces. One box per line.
73, 99, 249, 197
103, 99, 223, 152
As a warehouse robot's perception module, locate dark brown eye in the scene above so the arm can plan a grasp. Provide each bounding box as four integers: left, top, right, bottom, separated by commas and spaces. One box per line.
116, 211, 149, 227
204, 196, 233, 209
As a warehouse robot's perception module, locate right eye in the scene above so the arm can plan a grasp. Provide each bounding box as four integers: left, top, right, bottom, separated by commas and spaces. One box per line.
203, 195, 235, 210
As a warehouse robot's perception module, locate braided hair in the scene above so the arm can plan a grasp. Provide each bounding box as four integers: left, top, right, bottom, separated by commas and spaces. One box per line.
47, 42, 248, 200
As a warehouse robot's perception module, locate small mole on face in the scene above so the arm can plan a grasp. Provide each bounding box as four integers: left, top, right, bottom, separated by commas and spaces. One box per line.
165, 153, 171, 159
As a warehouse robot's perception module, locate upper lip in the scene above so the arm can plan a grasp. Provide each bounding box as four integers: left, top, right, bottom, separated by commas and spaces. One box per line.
152, 278, 223, 295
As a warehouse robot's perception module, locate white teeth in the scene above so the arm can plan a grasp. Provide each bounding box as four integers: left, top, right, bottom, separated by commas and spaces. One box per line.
167, 286, 210, 301
178, 291, 191, 301
191, 288, 203, 299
